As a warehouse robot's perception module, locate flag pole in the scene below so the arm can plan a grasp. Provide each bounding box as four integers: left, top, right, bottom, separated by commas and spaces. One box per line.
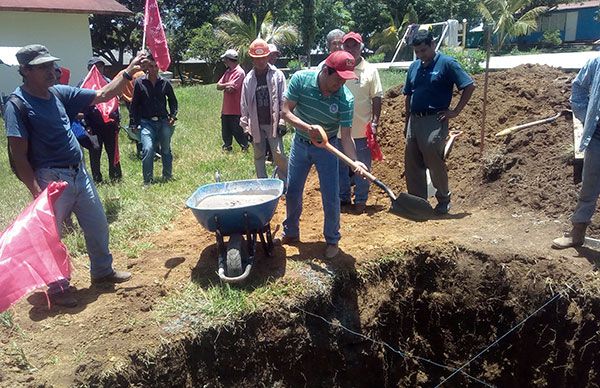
141, 0, 147, 51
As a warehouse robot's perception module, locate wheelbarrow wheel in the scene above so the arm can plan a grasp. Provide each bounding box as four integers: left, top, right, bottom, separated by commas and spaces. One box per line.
226, 234, 244, 277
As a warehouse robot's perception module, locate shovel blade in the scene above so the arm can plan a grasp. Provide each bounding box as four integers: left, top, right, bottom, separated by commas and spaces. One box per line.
390, 192, 434, 221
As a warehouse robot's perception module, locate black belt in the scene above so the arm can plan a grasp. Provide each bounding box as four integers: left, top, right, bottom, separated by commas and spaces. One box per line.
296, 135, 337, 144
411, 109, 444, 117
51, 163, 80, 170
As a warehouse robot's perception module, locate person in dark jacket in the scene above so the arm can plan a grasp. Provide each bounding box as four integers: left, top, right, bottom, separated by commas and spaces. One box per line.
129, 54, 178, 185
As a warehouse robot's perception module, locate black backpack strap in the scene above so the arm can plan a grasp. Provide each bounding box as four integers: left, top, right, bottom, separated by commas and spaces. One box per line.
6, 95, 33, 177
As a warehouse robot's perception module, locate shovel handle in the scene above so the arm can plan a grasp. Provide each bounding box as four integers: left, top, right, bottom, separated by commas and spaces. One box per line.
495, 111, 567, 137
309, 125, 379, 182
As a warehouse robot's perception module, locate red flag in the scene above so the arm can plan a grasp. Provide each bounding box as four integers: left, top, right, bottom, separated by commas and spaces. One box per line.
0, 181, 71, 312
81, 65, 119, 124
144, 0, 171, 71
366, 122, 384, 161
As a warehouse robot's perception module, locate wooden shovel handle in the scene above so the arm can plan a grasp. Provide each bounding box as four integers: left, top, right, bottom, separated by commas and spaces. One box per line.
495, 110, 570, 137
309, 125, 378, 182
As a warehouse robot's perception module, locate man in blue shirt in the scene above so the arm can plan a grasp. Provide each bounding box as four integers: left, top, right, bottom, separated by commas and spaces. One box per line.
280, 50, 367, 259
553, 56, 600, 249
4, 44, 144, 308
403, 30, 475, 214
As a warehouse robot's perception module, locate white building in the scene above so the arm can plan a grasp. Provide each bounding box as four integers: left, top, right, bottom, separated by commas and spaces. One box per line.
0, 0, 131, 97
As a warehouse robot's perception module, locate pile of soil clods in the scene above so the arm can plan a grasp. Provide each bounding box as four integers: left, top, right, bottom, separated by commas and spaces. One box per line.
376, 64, 598, 230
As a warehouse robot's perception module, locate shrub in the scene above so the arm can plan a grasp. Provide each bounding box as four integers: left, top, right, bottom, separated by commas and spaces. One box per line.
367, 52, 385, 63
441, 47, 486, 74
541, 29, 562, 47
287, 59, 303, 73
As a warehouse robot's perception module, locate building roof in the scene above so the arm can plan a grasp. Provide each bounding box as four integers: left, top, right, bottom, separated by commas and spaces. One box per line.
0, 0, 132, 15
554, 1, 598, 11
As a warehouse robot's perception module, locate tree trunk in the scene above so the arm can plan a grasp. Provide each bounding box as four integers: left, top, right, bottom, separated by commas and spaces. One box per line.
301, 0, 315, 66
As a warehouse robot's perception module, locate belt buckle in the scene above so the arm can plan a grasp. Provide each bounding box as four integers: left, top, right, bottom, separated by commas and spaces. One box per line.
151, 116, 159, 121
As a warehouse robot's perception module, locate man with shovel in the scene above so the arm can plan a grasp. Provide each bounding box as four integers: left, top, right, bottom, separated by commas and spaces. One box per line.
279, 50, 368, 259
552, 56, 600, 249
403, 29, 475, 214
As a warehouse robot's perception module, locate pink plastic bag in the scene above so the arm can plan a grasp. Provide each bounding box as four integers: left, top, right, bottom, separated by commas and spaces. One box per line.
366, 122, 384, 161
0, 181, 71, 312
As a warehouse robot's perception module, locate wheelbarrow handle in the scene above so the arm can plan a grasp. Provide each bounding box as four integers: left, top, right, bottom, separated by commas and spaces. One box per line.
309, 125, 379, 182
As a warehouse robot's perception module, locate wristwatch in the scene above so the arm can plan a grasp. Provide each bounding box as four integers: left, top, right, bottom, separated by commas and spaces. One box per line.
122, 71, 133, 81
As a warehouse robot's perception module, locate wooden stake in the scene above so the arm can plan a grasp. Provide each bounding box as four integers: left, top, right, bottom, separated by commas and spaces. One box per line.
480, 24, 492, 155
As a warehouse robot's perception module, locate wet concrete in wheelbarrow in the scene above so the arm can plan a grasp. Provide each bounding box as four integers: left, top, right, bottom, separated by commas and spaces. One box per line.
3, 64, 600, 387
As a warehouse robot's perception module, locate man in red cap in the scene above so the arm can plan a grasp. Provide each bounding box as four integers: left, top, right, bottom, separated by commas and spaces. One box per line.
338, 31, 383, 214
279, 50, 368, 259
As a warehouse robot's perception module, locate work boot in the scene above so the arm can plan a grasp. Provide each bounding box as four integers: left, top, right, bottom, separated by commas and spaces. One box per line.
552, 223, 587, 249
325, 243, 339, 259
49, 289, 78, 308
354, 203, 367, 214
91, 270, 132, 284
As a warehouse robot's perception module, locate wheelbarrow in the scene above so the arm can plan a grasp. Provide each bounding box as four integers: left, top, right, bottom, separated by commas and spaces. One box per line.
186, 178, 284, 283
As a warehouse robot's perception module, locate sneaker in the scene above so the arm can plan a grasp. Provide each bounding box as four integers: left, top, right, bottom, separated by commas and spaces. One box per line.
325, 243, 339, 259
49, 290, 78, 308
273, 235, 299, 245
354, 203, 367, 214
91, 270, 132, 284
434, 201, 451, 215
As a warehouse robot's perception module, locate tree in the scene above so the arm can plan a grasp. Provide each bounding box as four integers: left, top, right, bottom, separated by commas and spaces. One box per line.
215, 11, 299, 62
89, 0, 144, 65
478, 0, 548, 51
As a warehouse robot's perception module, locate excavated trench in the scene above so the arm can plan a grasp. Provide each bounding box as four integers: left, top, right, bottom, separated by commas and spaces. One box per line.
84, 246, 600, 387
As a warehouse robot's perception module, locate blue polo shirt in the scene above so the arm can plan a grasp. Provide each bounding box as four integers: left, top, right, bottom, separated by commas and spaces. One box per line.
403, 52, 473, 113
4, 85, 96, 169
285, 69, 354, 140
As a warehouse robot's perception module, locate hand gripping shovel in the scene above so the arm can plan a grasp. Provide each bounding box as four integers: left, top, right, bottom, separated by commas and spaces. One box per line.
310, 126, 434, 221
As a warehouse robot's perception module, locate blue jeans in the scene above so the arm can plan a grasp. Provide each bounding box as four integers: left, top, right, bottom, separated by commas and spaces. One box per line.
338, 137, 372, 204
140, 118, 174, 183
572, 136, 600, 224
283, 135, 341, 244
35, 164, 114, 294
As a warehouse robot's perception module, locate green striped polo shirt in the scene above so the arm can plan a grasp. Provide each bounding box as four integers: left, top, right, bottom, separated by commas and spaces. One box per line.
285, 69, 354, 141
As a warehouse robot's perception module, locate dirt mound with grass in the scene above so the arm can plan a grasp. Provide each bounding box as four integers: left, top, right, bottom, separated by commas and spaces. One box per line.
376, 64, 599, 231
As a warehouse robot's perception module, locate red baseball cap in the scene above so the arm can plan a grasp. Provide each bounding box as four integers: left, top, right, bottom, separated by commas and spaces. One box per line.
324, 50, 358, 80
342, 32, 363, 44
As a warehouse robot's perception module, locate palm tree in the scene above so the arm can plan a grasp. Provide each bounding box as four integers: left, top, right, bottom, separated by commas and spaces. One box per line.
216, 11, 299, 61
478, 0, 547, 51
370, 5, 417, 59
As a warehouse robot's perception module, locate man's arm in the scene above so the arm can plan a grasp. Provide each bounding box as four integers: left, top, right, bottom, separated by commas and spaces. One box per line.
371, 96, 382, 132
8, 137, 42, 198
282, 99, 312, 133
239, 80, 250, 133
166, 82, 178, 124
404, 94, 411, 137
340, 126, 359, 161
570, 60, 594, 122
438, 83, 475, 122
92, 53, 144, 105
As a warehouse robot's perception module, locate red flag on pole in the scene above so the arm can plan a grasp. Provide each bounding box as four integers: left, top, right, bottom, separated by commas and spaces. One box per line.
81, 65, 119, 124
0, 181, 71, 312
144, 0, 171, 71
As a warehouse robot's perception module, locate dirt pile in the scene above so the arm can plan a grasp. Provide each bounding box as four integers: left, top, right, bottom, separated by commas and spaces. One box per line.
376, 64, 598, 230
